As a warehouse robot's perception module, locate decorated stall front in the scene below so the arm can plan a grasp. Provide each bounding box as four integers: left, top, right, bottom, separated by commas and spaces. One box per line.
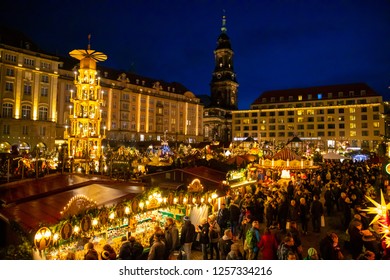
32, 179, 222, 260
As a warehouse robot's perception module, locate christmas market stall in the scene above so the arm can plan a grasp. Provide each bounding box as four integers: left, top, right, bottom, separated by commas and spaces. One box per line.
0, 173, 227, 260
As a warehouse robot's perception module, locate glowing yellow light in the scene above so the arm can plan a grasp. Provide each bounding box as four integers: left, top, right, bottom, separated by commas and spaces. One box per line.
92, 219, 98, 226
53, 233, 59, 241
109, 212, 115, 220
125, 207, 130, 214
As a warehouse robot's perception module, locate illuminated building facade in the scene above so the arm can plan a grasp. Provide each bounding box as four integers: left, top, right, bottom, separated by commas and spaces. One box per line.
0, 27, 59, 153
57, 60, 203, 147
232, 83, 385, 152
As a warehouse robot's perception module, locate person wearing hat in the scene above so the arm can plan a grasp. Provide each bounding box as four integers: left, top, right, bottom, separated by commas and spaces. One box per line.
180, 216, 196, 260
304, 247, 319, 260
101, 243, 117, 260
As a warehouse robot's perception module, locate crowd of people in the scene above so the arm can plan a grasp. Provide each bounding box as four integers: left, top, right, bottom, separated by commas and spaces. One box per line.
74, 159, 389, 260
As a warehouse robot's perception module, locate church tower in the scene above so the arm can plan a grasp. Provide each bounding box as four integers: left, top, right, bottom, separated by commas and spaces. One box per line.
203, 13, 238, 142
210, 14, 239, 110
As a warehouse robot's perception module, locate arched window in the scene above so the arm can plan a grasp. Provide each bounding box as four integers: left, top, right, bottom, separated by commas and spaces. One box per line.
21, 105, 31, 119
39, 106, 48, 121
2, 103, 13, 118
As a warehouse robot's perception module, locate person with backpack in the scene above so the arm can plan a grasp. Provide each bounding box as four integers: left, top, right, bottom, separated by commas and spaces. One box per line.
277, 235, 298, 260
244, 220, 261, 260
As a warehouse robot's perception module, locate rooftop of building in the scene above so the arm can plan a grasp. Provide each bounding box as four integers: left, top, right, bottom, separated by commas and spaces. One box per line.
251, 82, 381, 106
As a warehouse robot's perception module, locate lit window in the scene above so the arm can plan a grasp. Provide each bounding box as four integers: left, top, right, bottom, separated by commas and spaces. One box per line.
2, 103, 13, 118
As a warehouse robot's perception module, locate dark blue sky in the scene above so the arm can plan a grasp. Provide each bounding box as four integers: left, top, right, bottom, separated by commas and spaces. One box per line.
2, 0, 390, 109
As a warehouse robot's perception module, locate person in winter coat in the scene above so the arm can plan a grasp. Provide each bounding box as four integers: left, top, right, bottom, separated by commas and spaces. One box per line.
148, 232, 166, 260
217, 203, 230, 234
100, 243, 117, 260
298, 197, 309, 235
287, 199, 300, 223
310, 194, 324, 233
164, 217, 179, 259
197, 217, 210, 260
226, 242, 244, 260
84, 242, 99, 260
180, 216, 196, 260
244, 220, 261, 260
229, 200, 241, 237
277, 236, 297, 260
258, 227, 278, 260
319, 232, 344, 260
324, 186, 335, 216
208, 215, 221, 260
218, 229, 234, 260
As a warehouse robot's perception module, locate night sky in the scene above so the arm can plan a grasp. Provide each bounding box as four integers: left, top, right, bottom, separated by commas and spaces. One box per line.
1, 0, 390, 109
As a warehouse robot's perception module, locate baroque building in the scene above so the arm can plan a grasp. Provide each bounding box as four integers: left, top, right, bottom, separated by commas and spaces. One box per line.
232, 83, 385, 152
0, 27, 60, 153
203, 15, 239, 142
0, 27, 203, 154
57, 62, 203, 148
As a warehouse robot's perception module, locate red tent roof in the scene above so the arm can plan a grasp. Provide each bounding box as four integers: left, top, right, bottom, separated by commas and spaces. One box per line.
273, 148, 301, 161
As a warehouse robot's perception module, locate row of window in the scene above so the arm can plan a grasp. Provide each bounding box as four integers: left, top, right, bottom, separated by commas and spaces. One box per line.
235, 130, 381, 138
2, 103, 48, 120
235, 122, 381, 131
259, 90, 367, 104
2, 124, 46, 136
6, 68, 51, 82
4, 54, 53, 70
234, 106, 380, 118
5, 82, 50, 96
235, 114, 380, 124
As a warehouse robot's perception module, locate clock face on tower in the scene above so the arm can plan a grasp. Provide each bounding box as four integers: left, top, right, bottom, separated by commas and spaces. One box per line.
217, 73, 222, 79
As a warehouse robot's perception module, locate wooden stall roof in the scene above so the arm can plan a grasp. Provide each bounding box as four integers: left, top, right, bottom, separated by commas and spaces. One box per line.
0, 174, 145, 233
182, 166, 227, 184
